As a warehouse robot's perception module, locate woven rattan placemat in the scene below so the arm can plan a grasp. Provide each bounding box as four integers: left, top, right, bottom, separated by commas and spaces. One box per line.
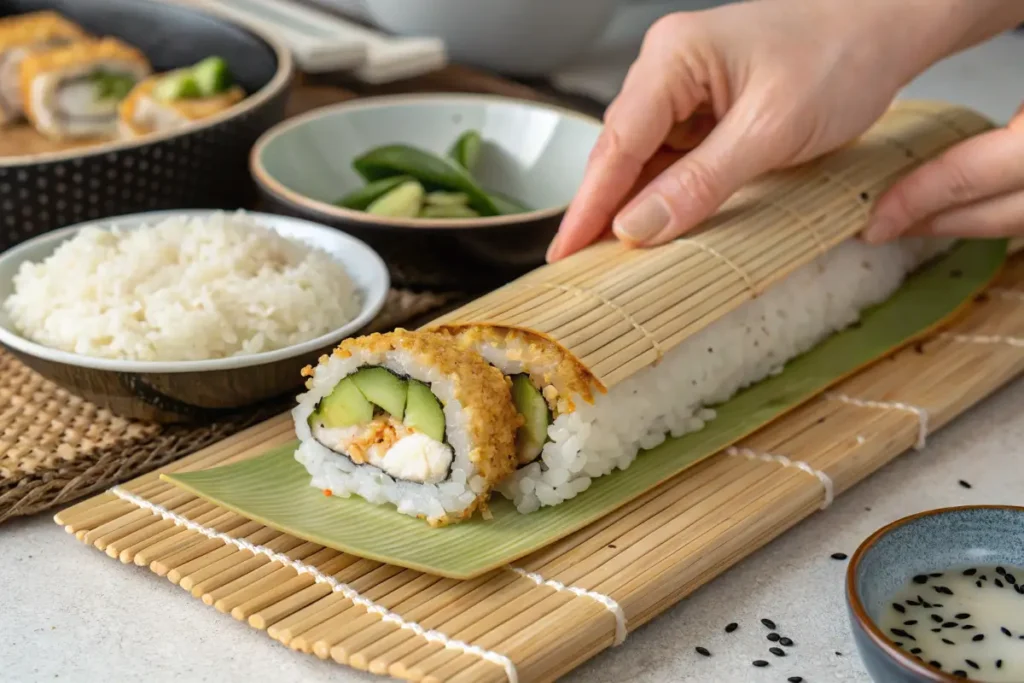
0, 289, 454, 524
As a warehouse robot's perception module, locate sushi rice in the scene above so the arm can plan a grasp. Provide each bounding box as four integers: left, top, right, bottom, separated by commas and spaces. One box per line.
494, 237, 952, 513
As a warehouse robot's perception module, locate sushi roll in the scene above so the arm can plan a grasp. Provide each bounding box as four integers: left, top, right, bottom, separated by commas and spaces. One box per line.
118, 57, 245, 138
437, 238, 952, 514
293, 330, 521, 526
0, 11, 89, 125
432, 325, 602, 469
20, 37, 151, 140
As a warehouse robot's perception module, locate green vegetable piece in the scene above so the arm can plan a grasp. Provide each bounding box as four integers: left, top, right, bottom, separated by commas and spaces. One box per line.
511, 374, 551, 465
424, 191, 470, 207
488, 189, 531, 215
352, 145, 499, 216
152, 69, 201, 102
404, 380, 445, 442
351, 367, 408, 420
447, 130, 482, 172
90, 70, 137, 101
193, 56, 233, 97
419, 205, 479, 219
366, 180, 424, 218
335, 176, 413, 210
317, 377, 373, 428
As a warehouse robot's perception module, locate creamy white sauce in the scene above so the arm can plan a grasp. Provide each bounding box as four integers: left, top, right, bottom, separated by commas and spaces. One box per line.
311, 421, 452, 485
130, 93, 189, 134
28, 59, 149, 138
877, 566, 1024, 681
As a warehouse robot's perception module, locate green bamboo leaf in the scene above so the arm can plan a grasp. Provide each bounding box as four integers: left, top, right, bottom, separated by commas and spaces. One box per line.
165, 239, 1006, 580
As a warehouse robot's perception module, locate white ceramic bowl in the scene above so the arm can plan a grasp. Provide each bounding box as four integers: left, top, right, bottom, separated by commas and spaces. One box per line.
0, 210, 390, 422
361, 0, 622, 76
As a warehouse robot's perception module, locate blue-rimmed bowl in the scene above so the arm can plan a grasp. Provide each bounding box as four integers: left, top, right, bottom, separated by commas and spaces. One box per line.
847, 505, 1024, 682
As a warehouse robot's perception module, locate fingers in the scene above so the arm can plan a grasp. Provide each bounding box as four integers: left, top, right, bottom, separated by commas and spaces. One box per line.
611, 92, 788, 247
905, 190, 1024, 239
546, 28, 706, 262
864, 122, 1024, 243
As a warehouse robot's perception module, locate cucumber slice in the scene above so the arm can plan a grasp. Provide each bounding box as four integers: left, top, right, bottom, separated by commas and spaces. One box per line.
511, 374, 551, 465
351, 367, 408, 420
366, 180, 424, 218
335, 176, 412, 211
317, 377, 373, 428
352, 145, 499, 216
447, 130, 481, 172
418, 205, 479, 219
424, 191, 470, 207
404, 380, 445, 442
90, 71, 137, 101
153, 69, 200, 102
487, 189, 531, 215
193, 56, 232, 97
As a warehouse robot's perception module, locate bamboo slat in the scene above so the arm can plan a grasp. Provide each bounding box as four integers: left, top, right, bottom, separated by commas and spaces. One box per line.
429, 101, 993, 388
55, 253, 1024, 683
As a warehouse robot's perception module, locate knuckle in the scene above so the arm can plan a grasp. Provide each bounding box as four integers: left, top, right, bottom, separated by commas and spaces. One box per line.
643, 12, 691, 51
661, 156, 722, 210
931, 155, 977, 205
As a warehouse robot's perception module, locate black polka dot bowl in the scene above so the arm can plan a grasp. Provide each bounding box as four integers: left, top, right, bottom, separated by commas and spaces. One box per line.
0, 210, 390, 424
0, 0, 294, 252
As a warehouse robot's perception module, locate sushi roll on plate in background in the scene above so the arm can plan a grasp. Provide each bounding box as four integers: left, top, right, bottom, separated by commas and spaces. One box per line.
0, 10, 90, 125
20, 37, 151, 140
293, 330, 521, 526
118, 56, 246, 138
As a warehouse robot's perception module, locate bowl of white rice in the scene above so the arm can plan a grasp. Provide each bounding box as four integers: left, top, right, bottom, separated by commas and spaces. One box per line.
0, 209, 389, 422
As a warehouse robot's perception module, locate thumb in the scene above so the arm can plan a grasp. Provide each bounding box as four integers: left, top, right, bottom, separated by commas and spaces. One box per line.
612, 95, 788, 247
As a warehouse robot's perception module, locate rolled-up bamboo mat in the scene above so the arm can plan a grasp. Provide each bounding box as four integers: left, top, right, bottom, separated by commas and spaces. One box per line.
427, 100, 993, 389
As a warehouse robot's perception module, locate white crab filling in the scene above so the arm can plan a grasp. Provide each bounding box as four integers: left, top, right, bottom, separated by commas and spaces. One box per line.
311, 419, 453, 485
131, 93, 188, 133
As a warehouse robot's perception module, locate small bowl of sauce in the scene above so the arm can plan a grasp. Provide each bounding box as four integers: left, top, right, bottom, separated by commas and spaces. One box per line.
847, 506, 1024, 682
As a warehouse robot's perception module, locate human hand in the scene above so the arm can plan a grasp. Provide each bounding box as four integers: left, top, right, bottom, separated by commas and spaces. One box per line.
863, 103, 1024, 243
547, 0, 1024, 262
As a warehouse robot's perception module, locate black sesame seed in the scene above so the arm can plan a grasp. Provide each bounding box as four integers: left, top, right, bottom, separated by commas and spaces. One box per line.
695, 646, 711, 657
932, 615, 944, 623
962, 625, 976, 631
1020, 635, 1024, 640
997, 659, 1003, 669
788, 678, 804, 683
893, 603, 906, 613
997, 566, 1006, 575
930, 573, 944, 578
1001, 627, 1012, 637
831, 552, 848, 560
906, 599, 921, 606
910, 648, 922, 654
1017, 585, 1024, 595
980, 575, 988, 581
835, 651, 843, 656
934, 603, 945, 608
767, 633, 781, 642
890, 628, 916, 641
725, 622, 738, 633
995, 579, 1005, 588
859, 192, 869, 201
934, 586, 954, 595
769, 647, 786, 657
976, 580, 984, 588
1006, 573, 1017, 585
919, 597, 933, 608
973, 634, 986, 642
930, 660, 943, 669
894, 641, 904, 648
955, 613, 971, 620
761, 618, 777, 630
965, 659, 979, 670
943, 622, 959, 628
779, 637, 794, 647
752, 660, 769, 667
952, 671, 968, 678
959, 480, 972, 489
904, 620, 918, 626
932, 628, 942, 633
913, 574, 929, 584
942, 638, 955, 645
963, 568, 978, 576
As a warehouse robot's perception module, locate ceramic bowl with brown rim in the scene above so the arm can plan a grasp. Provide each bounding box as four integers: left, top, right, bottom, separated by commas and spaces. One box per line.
846, 505, 1024, 682
250, 93, 603, 291
0, 210, 389, 424
0, 0, 293, 254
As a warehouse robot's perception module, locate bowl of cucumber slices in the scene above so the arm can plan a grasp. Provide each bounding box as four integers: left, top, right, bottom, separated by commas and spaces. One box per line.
250, 93, 602, 291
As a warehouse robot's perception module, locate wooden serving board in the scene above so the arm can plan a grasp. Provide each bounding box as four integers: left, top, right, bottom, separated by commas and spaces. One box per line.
54, 256, 1024, 683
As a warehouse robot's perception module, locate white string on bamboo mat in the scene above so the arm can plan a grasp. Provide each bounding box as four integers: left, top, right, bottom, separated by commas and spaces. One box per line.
507, 566, 627, 646
528, 282, 666, 361
674, 238, 760, 297
940, 332, 1024, 349
725, 446, 834, 510
825, 392, 929, 450
109, 486, 519, 683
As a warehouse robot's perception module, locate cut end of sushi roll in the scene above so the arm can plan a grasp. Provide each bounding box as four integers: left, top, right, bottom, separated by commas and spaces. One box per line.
20, 37, 151, 140
118, 59, 244, 138
433, 324, 603, 467
293, 330, 521, 526
0, 11, 90, 125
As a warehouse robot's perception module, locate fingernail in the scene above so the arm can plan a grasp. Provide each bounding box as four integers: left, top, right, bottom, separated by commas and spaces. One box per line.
613, 194, 671, 244
862, 216, 899, 244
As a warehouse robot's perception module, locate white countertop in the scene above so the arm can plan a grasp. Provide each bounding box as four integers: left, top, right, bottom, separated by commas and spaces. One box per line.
3, 27, 1023, 683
